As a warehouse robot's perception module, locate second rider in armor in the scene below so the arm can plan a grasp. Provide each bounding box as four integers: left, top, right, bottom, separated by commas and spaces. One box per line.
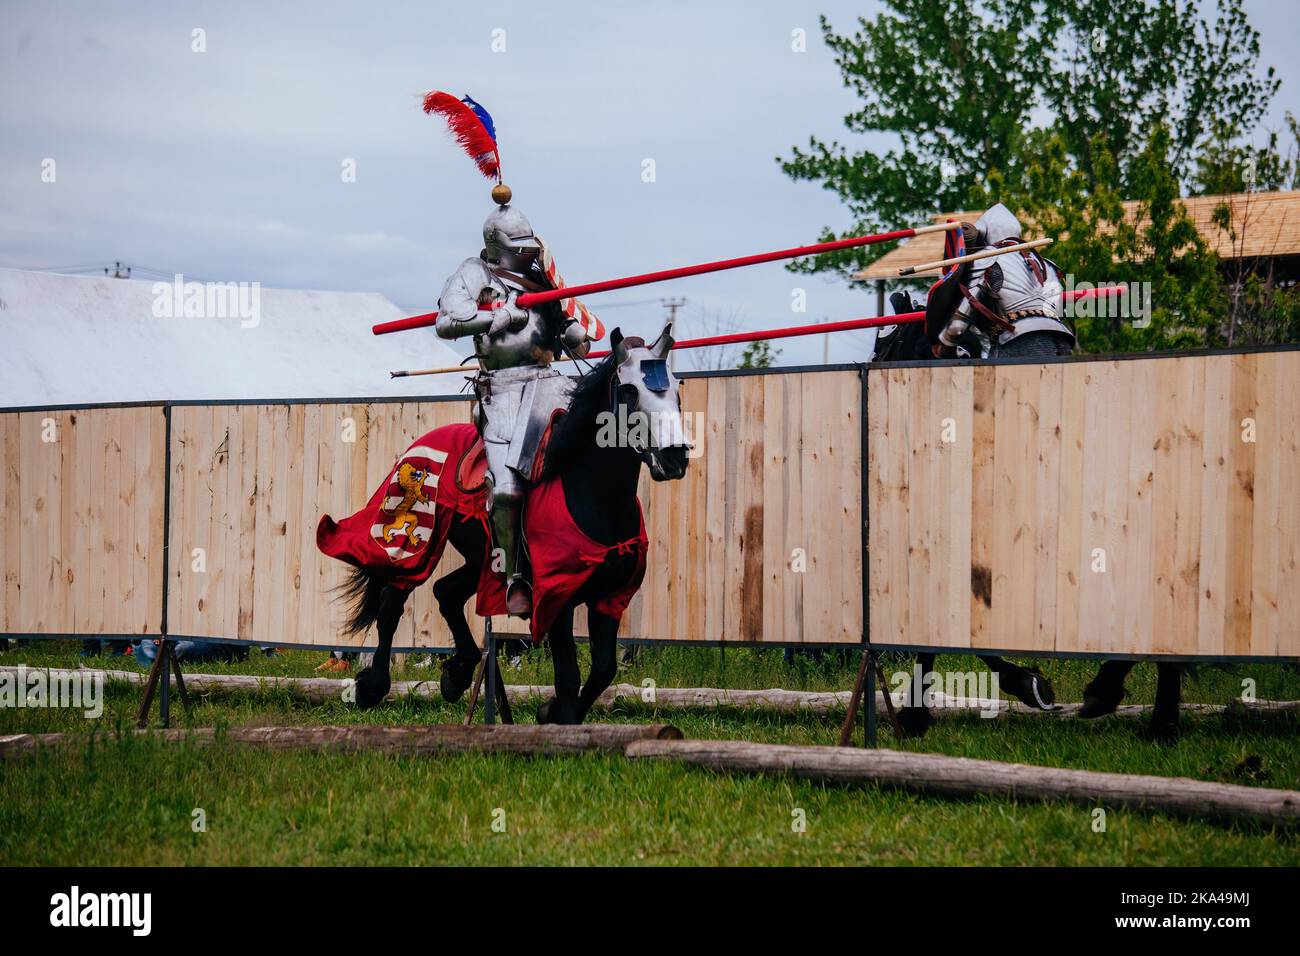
927, 203, 1075, 359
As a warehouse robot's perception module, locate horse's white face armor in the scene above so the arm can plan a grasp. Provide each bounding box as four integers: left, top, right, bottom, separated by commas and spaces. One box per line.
610, 321, 691, 481
482, 204, 541, 272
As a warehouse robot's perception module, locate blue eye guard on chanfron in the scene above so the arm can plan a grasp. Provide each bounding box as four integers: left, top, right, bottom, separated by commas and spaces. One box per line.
641, 359, 670, 392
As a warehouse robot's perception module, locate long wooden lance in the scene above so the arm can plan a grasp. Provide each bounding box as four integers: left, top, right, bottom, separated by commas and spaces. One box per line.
372, 222, 962, 336
389, 286, 1126, 378
898, 236, 1053, 277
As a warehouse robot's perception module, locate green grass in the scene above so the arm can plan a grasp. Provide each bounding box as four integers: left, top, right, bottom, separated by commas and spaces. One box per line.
2, 641, 1298, 865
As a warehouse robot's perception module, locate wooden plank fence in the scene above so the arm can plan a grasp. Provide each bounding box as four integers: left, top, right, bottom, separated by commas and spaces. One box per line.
867, 350, 1300, 658
0, 406, 165, 636
2, 350, 1297, 657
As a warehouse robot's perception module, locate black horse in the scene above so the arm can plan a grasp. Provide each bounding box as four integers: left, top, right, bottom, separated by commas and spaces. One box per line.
336, 323, 690, 723
872, 293, 1182, 740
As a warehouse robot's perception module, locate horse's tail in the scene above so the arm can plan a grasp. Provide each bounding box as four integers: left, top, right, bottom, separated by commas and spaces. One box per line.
334, 566, 390, 635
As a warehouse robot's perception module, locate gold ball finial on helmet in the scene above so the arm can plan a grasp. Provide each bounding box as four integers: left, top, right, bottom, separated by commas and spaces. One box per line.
491, 183, 512, 206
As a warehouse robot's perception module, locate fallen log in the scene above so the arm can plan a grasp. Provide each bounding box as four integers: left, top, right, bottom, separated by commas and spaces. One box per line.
5, 667, 1297, 718
1, 667, 865, 710
0, 722, 682, 761
625, 740, 1300, 826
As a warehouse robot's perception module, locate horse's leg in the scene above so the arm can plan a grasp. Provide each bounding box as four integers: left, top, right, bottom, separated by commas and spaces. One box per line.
537, 605, 580, 724
1142, 662, 1182, 743
1079, 659, 1136, 718
433, 560, 485, 703
575, 609, 619, 723
897, 652, 936, 737
980, 655, 1055, 710
436, 516, 488, 703
354, 585, 409, 709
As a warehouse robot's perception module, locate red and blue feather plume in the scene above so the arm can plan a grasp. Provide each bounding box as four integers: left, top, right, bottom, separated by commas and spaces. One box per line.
422, 91, 501, 181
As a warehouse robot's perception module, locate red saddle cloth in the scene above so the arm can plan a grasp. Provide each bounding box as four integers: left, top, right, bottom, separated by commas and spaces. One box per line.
316, 423, 487, 590
476, 475, 648, 642
317, 418, 648, 637
456, 407, 561, 494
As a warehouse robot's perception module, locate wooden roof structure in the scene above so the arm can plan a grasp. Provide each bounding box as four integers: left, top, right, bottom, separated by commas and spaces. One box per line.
855, 189, 1300, 280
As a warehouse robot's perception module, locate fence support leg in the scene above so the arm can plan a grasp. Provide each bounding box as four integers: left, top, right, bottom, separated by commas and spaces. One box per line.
483, 620, 497, 725
171, 650, 191, 712
839, 650, 870, 747
875, 655, 903, 741
159, 640, 172, 728
492, 639, 513, 725
864, 651, 878, 748
463, 647, 488, 725
135, 640, 166, 728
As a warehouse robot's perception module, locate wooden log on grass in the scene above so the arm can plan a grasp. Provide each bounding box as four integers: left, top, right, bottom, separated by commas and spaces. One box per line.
5, 667, 1298, 719
0, 722, 683, 761
4, 667, 863, 710
625, 740, 1300, 825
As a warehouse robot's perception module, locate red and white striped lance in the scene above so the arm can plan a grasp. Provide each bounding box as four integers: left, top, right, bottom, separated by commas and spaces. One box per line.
538, 236, 604, 342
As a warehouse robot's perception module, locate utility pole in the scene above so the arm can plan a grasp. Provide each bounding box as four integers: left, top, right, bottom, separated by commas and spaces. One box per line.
660, 297, 686, 371
105, 261, 130, 279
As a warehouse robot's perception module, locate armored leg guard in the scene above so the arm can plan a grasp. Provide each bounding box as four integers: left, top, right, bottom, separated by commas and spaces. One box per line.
489, 493, 531, 617
484, 440, 531, 617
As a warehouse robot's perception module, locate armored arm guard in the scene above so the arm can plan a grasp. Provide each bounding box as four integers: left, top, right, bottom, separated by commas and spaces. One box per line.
560, 317, 587, 353
923, 260, 972, 347
935, 261, 982, 348
435, 258, 498, 340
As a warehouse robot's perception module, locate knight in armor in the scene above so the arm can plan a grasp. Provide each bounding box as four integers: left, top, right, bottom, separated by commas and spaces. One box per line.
925, 203, 1075, 359
436, 188, 593, 617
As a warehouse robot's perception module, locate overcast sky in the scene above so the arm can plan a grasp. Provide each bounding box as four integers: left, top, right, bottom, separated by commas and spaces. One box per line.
2, 0, 1296, 368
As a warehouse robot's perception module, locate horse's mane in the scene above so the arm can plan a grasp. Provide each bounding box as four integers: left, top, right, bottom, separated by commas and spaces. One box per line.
536, 354, 619, 481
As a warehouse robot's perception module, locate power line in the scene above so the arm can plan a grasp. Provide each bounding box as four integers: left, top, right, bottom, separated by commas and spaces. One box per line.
8, 260, 219, 283
593, 297, 663, 309
14, 262, 115, 274
126, 263, 216, 282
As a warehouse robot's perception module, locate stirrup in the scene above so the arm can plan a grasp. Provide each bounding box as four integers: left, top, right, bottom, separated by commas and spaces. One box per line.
506, 579, 533, 618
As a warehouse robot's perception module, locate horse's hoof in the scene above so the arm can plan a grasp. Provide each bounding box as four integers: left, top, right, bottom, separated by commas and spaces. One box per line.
353, 667, 390, 709
1079, 681, 1125, 719
1002, 666, 1056, 710
1139, 719, 1180, 744
896, 706, 932, 738
536, 696, 578, 725
439, 654, 477, 703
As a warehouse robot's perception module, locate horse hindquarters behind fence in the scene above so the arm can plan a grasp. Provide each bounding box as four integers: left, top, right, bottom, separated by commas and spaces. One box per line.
874, 294, 1056, 735
872, 294, 1184, 740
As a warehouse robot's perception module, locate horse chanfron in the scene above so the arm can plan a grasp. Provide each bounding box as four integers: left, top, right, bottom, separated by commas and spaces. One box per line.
609, 320, 692, 482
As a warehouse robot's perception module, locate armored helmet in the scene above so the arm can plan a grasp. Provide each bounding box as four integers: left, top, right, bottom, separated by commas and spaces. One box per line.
970, 203, 1022, 248
482, 203, 541, 272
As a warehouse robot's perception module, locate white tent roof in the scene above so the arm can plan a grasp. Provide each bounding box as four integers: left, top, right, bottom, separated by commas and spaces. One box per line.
0, 268, 469, 407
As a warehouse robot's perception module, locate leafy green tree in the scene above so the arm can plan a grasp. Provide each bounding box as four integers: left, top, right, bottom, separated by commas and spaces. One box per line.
1120, 124, 1226, 350
1192, 112, 1298, 195
1191, 111, 1300, 345
1232, 273, 1300, 346
780, 0, 1278, 284
780, 0, 1057, 280
737, 341, 780, 368
994, 125, 1225, 352
1044, 0, 1276, 188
